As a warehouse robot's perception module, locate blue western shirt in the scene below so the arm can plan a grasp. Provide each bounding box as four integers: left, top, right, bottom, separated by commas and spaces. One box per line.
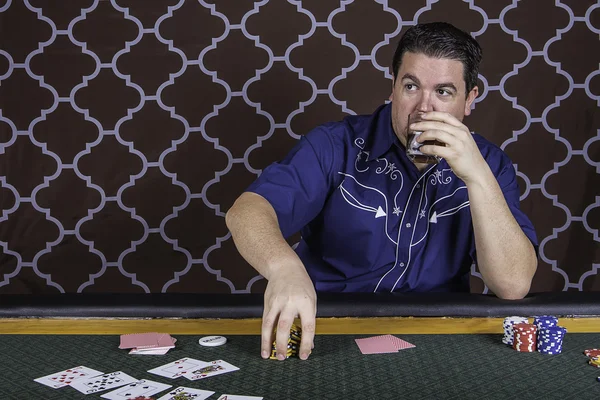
247, 104, 538, 293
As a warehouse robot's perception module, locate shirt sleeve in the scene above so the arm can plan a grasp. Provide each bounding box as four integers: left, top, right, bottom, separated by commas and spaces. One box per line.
245, 127, 336, 238
469, 150, 539, 261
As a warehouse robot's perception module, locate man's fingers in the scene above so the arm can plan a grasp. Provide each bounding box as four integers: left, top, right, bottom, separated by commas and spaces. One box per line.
422, 111, 463, 127
275, 310, 295, 361
261, 308, 278, 359
412, 121, 465, 139
417, 129, 456, 147
298, 306, 316, 360
419, 143, 453, 160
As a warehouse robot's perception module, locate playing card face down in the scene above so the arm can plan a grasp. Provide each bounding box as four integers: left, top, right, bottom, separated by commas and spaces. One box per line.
185, 360, 239, 381
386, 335, 416, 350
119, 332, 176, 350
148, 358, 208, 379
156, 386, 215, 400
34, 366, 104, 389
69, 371, 137, 394
100, 379, 171, 399
355, 335, 416, 354
129, 346, 173, 355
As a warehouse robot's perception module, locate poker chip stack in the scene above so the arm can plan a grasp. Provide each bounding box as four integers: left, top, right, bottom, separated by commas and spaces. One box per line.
533, 316, 566, 355
502, 316, 529, 345
512, 323, 537, 352
503, 315, 567, 355
537, 325, 567, 355
270, 323, 302, 360
584, 349, 600, 367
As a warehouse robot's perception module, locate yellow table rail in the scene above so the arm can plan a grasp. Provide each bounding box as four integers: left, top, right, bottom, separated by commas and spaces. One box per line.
1, 317, 600, 335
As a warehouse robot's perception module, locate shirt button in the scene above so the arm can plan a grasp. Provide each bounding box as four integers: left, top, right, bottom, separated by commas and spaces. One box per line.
399, 262, 405, 267
416, 184, 420, 188
406, 223, 411, 228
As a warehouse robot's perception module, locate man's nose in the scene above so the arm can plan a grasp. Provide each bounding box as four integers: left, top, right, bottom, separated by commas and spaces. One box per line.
416, 92, 435, 112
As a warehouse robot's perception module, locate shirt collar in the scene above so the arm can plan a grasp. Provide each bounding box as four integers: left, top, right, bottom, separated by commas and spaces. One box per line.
363, 103, 400, 161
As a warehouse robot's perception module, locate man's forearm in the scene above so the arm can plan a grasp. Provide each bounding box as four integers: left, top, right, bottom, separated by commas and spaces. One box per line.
467, 166, 537, 299
225, 192, 307, 280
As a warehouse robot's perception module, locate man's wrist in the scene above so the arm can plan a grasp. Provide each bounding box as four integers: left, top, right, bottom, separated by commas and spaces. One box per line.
264, 254, 307, 281
462, 159, 494, 189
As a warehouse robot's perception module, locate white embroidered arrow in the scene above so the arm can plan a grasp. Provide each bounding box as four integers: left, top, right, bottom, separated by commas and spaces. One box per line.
430, 211, 438, 223
430, 201, 470, 223
339, 186, 387, 219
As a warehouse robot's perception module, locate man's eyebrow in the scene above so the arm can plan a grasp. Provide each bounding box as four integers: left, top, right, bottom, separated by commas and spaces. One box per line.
401, 73, 420, 84
435, 83, 458, 92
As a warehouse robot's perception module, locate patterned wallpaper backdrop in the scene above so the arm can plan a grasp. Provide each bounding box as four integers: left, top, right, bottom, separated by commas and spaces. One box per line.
0, 0, 598, 295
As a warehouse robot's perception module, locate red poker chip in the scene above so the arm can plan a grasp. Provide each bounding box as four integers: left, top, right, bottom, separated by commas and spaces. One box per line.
514, 347, 536, 352
513, 342, 536, 351
585, 349, 600, 358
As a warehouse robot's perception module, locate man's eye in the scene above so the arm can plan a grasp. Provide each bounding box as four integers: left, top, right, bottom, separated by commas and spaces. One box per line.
438, 89, 451, 96
405, 84, 416, 90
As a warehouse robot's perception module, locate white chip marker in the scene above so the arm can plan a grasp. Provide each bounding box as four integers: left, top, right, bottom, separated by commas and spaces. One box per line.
199, 335, 227, 347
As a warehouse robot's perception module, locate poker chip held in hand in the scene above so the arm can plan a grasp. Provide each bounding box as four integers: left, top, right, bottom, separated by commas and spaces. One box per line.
270, 323, 302, 360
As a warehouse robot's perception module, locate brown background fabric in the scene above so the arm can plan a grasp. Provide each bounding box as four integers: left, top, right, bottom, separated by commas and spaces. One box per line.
0, 0, 598, 295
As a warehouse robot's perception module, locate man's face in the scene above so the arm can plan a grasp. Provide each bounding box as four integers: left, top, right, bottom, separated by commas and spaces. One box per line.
390, 52, 478, 146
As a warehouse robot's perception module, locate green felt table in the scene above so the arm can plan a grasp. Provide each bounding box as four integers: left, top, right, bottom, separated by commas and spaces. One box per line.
2, 332, 600, 400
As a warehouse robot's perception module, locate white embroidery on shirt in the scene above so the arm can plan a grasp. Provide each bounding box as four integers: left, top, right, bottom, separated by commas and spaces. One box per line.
337, 172, 398, 245
355, 151, 369, 172
430, 168, 453, 185
411, 186, 469, 247
374, 165, 436, 292
374, 158, 400, 180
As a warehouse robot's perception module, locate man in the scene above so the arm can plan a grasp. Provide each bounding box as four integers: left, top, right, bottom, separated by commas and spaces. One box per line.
226, 22, 538, 361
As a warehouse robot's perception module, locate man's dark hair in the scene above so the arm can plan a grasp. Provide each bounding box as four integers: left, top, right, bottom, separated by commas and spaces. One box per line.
392, 22, 482, 95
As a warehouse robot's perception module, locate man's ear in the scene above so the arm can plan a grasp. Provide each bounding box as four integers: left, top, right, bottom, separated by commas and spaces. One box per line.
464, 86, 479, 116
389, 79, 395, 101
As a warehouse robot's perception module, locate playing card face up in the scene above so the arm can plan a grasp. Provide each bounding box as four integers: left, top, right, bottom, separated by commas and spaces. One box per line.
355, 335, 416, 354
34, 366, 104, 389
156, 386, 215, 400
69, 371, 137, 394
100, 379, 172, 400
217, 395, 264, 400
148, 358, 208, 379
185, 360, 239, 381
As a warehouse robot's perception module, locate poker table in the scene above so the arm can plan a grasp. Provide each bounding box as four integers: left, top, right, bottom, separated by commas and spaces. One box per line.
2, 292, 600, 399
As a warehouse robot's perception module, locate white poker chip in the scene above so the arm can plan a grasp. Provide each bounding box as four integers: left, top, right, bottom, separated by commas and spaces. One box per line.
198, 335, 227, 347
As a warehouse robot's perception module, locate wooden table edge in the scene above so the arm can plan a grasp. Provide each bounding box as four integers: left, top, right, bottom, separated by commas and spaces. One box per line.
1, 317, 599, 334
